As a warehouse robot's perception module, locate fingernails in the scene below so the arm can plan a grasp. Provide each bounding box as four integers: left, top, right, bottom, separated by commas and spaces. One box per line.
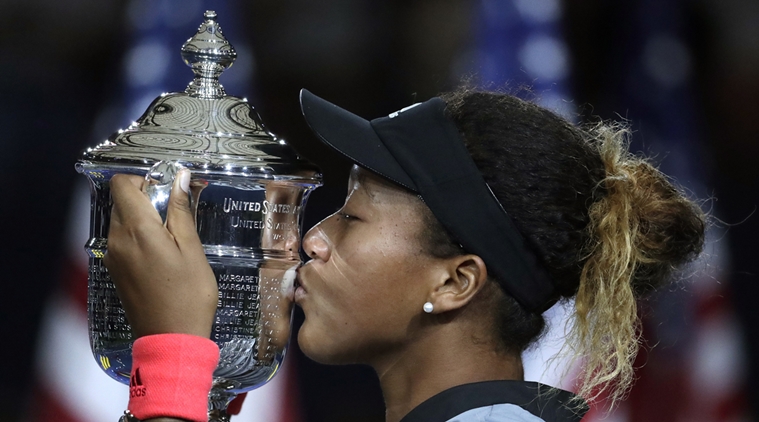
178, 169, 190, 193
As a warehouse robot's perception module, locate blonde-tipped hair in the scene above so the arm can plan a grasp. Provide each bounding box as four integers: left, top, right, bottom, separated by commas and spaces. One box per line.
571, 122, 705, 405
438, 88, 706, 407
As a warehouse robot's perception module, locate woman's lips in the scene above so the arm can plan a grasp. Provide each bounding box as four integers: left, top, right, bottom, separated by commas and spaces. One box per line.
294, 268, 307, 303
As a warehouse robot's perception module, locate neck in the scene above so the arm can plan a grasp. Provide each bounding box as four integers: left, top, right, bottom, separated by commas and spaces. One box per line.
371, 321, 524, 422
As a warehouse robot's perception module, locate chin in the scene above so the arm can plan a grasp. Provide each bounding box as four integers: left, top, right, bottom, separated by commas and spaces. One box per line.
296, 324, 355, 365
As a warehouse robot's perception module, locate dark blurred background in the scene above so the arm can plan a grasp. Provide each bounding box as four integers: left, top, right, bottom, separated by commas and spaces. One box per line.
1, 0, 757, 421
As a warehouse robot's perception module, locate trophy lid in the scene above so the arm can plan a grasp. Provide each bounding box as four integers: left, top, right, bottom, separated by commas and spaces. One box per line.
78, 11, 320, 181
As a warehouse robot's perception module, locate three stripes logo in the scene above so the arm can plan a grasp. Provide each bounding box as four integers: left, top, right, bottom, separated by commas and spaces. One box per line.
129, 368, 147, 398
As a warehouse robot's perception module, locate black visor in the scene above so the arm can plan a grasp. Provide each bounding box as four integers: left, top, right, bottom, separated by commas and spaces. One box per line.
300, 89, 557, 314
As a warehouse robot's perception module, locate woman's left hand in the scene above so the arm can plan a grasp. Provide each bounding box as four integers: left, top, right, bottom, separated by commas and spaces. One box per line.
103, 170, 218, 339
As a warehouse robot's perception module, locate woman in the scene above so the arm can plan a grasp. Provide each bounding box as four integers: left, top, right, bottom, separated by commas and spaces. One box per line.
105, 88, 706, 422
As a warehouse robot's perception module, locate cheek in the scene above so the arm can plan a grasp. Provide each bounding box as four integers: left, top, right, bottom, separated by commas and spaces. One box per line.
333, 228, 422, 306
298, 229, 426, 363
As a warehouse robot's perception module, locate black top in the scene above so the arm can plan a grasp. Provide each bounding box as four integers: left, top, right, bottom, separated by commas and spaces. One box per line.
399, 381, 587, 422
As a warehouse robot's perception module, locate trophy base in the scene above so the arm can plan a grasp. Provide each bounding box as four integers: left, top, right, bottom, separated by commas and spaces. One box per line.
209, 409, 232, 422
209, 388, 236, 422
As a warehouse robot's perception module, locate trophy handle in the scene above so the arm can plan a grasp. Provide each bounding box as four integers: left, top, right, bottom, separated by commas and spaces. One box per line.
143, 160, 201, 224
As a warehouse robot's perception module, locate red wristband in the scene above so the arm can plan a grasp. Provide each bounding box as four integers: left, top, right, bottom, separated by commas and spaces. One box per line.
128, 334, 219, 422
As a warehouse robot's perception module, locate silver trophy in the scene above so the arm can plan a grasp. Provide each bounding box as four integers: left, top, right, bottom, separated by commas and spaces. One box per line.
75, 11, 321, 421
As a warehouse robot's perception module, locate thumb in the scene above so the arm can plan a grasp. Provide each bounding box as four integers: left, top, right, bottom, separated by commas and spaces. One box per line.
165, 168, 198, 244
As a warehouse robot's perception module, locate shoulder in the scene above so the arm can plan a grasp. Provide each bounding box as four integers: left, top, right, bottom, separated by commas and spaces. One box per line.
400, 381, 586, 422
446, 403, 546, 422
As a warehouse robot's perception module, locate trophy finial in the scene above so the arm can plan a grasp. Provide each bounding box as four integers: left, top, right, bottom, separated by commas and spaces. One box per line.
181, 10, 237, 99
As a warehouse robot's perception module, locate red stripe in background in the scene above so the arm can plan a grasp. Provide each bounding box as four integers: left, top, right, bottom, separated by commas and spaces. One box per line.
281, 355, 303, 422
227, 351, 304, 421
61, 256, 89, 312
227, 393, 247, 415
694, 285, 731, 320
29, 385, 81, 422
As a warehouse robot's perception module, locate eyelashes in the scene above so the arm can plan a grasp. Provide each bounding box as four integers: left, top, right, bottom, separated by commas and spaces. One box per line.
336, 212, 357, 222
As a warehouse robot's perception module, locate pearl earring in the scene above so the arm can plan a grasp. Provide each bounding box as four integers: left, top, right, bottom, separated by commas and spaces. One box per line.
423, 302, 434, 313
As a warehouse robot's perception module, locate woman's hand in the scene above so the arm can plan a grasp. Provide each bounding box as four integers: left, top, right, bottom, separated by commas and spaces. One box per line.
103, 170, 217, 339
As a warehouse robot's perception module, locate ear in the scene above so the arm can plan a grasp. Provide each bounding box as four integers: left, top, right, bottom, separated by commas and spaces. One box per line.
427, 254, 489, 313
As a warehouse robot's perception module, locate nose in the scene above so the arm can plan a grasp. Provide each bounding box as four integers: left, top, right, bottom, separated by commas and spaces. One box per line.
302, 222, 331, 262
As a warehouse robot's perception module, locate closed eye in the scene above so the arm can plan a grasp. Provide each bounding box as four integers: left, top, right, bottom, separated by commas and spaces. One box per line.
336, 212, 357, 222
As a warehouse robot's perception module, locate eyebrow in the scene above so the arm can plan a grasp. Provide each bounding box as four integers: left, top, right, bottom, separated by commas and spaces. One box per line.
355, 170, 379, 203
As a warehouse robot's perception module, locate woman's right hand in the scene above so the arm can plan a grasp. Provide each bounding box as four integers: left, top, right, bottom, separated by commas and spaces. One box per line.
103, 170, 218, 339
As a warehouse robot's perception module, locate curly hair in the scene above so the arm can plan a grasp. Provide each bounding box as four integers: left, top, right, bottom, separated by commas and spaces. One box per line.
420, 88, 706, 406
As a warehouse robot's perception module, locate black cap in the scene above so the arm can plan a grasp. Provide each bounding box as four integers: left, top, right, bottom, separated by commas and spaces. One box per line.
300, 89, 557, 313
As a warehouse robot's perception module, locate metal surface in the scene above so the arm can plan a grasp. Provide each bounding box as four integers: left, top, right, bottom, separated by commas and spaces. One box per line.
77, 11, 319, 180
75, 10, 321, 420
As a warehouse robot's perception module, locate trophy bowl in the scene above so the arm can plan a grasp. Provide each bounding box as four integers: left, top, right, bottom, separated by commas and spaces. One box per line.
75, 11, 321, 421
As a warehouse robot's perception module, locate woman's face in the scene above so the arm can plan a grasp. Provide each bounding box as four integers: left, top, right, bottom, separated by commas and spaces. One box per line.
296, 165, 441, 365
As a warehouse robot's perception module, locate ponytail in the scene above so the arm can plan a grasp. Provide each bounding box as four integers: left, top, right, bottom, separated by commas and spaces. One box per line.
571, 122, 706, 405
437, 88, 706, 406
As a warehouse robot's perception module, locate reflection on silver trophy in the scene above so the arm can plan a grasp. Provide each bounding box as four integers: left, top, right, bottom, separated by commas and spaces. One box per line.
75, 11, 321, 422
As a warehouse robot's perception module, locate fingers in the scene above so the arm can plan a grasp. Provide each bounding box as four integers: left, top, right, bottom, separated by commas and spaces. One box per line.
165, 169, 203, 250
109, 174, 160, 228
104, 170, 218, 339
107, 174, 164, 272
109, 170, 201, 252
